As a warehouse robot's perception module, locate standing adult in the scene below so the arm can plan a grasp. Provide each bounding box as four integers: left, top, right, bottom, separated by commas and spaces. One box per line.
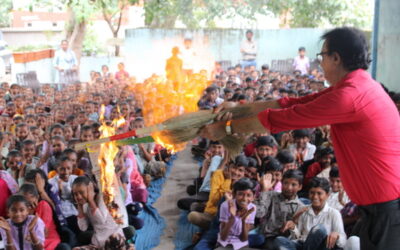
180, 37, 196, 79
293, 46, 310, 75
53, 39, 78, 85
201, 27, 400, 250
240, 30, 257, 68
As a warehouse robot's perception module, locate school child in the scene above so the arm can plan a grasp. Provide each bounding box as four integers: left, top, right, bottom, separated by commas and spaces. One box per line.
252, 136, 278, 166
303, 147, 334, 186
72, 176, 125, 249
48, 149, 84, 178
327, 167, 350, 211
41, 136, 67, 174
0, 195, 45, 250
275, 177, 347, 249
5, 150, 24, 184
19, 184, 70, 250
260, 157, 283, 192
288, 129, 316, 165
216, 178, 256, 250
48, 156, 79, 231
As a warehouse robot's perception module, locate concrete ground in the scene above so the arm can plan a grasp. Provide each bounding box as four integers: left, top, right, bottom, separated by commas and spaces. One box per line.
153, 146, 199, 250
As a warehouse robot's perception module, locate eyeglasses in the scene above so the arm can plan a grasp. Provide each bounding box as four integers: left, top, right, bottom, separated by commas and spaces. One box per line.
316, 51, 330, 62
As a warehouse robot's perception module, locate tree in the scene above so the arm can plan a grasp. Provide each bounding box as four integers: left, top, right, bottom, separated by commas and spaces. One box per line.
142, 0, 373, 30
95, 0, 138, 56
0, 0, 12, 28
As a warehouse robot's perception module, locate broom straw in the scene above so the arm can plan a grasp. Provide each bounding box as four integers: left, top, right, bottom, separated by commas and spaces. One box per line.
75, 104, 256, 150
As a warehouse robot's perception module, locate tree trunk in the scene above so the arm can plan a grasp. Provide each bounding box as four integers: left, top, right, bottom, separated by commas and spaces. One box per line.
66, 9, 87, 64
114, 32, 120, 57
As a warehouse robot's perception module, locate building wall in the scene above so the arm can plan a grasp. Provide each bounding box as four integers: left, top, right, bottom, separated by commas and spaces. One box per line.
1, 28, 64, 47
373, 0, 400, 92
124, 28, 326, 81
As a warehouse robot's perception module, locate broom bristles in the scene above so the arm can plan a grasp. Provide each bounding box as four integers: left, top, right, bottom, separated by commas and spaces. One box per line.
153, 105, 255, 156
220, 135, 247, 158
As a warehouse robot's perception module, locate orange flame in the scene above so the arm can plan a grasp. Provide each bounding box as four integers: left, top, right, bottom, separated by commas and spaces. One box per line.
130, 71, 210, 152
97, 113, 125, 224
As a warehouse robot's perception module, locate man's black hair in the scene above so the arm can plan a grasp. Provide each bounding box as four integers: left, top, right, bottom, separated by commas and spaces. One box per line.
321, 27, 371, 71
309, 177, 330, 193
298, 46, 306, 51
261, 64, 269, 70
21, 139, 35, 148
246, 30, 253, 35
8, 150, 22, 158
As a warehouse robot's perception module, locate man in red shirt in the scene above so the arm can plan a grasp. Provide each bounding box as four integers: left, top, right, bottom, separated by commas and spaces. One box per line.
201, 27, 400, 250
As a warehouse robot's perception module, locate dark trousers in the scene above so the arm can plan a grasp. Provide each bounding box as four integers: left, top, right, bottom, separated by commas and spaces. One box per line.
353, 198, 400, 250
177, 192, 209, 211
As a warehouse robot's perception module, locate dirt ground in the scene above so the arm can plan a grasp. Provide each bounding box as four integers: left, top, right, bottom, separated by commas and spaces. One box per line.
153, 146, 199, 250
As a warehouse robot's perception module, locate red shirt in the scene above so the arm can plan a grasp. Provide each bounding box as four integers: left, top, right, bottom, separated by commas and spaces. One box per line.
258, 69, 400, 205
0, 178, 11, 217
36, 200, 61, 249
304, 162, 322, 186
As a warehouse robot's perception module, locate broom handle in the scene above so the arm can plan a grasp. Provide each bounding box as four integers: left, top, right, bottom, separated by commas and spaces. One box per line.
75, 123, 166, 150
75, 106, 247, 150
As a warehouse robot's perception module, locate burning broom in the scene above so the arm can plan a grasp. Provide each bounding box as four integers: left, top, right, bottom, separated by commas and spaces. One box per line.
75, 103, 258, 156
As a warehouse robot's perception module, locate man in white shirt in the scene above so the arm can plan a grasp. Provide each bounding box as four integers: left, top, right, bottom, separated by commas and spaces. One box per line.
54, 39, 78, 84
180, 37, 196, 78
293, 47, 310, 75
240, 30, 257, 68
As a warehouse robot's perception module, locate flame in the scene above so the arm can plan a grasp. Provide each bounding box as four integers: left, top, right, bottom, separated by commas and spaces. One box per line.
97, 114, 125, 224
130, 70, 209, 152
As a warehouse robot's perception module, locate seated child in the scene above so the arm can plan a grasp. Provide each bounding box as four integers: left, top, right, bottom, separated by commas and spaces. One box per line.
288, 129, 316, 165
48, 149, 85, 178
276, 150, 296, 173
303, 147, 334, 186
254, 170, 305, 247
244, 157, 258, 181
260, 157, 283, 192
40, 135, 67, 175
216, 178, 256, 250
48, 156, 79, 231
327, 166, 350, 211
19, 184, 66, 250
252, 136, 278, 166
188, 160, 246, 230
72, 176, 125, 249
275, 177, 347, 249
25, 169, 68, 228
5, 150, 24, 184
0, 195, 45, 250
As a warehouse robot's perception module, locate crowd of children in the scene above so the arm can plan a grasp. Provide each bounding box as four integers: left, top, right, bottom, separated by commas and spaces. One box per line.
0, 58, 398, 250
182, 62, 400, 250
0, 70, 172, 250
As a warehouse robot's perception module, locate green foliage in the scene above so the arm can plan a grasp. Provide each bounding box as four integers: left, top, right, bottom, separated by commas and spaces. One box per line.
142, 0, 373, 29
82, 25, 106, 56
12, 44, 53, 52
0, 0, 12, 28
